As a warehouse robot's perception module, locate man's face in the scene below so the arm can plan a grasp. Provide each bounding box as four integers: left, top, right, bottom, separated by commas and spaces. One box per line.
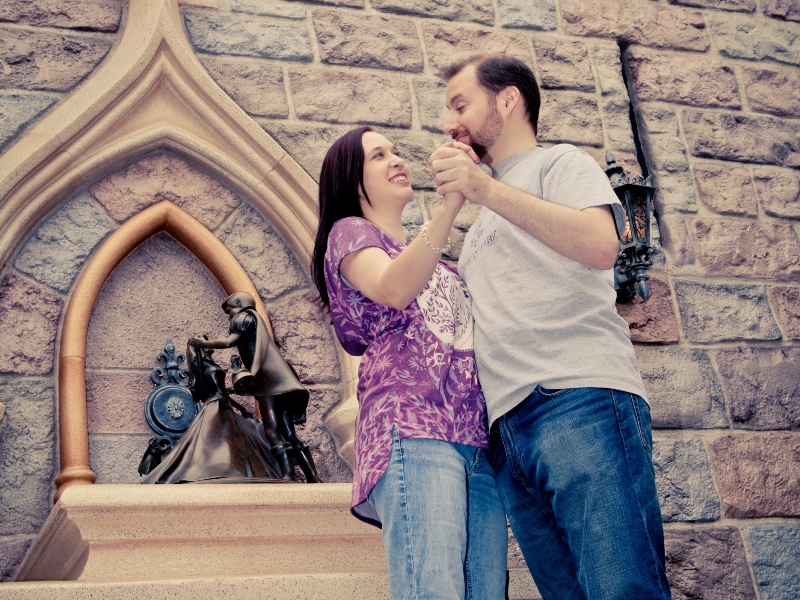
443, 64, 503, 159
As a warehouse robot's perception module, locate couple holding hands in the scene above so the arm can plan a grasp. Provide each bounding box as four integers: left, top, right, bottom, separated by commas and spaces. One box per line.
311, 55, 671, 600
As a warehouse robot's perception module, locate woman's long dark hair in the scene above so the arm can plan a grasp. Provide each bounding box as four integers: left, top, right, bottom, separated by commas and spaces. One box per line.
311, 126, 372, 307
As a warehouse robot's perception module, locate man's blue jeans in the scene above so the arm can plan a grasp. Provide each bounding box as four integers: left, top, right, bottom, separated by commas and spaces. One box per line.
368, 428, 508, 600
490, 386, 671, 600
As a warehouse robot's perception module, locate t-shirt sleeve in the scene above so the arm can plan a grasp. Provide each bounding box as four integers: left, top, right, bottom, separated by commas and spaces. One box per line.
542, 148, 627, 239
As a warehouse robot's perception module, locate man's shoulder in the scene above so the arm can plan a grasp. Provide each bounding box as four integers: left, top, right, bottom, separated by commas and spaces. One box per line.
230, 309, 258, 334
540, 143, 586, 168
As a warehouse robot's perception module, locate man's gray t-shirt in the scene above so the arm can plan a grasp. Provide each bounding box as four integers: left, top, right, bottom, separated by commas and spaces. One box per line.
458, 144, 647, 426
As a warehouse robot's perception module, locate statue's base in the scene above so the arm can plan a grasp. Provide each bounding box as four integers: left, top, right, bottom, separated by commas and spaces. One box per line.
7, 483, 539, 599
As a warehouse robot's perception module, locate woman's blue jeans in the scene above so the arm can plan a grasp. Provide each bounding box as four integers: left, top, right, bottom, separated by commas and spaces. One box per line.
368, 428, 508, 600
490, 386, 671, 600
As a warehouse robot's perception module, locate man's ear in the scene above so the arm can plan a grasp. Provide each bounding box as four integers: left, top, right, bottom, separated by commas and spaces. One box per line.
498, 86, 521, 116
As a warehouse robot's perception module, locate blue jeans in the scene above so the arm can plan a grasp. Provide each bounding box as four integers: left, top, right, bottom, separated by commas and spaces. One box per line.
490, 387, 671, 600
368, 428, 508, 600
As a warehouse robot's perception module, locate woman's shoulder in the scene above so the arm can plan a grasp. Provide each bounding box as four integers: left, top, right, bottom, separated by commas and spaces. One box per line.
330, 216, 378, 236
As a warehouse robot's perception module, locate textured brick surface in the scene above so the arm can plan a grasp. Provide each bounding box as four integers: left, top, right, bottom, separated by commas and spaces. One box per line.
90, 153, 241, 228
533, 38, 594, 92
537, 92, 603, 146
665, 528, 757, 600
624, 47, 740, 108
561, 0, 710, 51
14, 192, 115, 293
86, 370, 156, 435
768, 286, 800, 339
414, 78, 447, 133
682, 110, 800, 168
716, 347, 800, 430
0, 535, 34, 582
761, 0, 800, 21
89, 433, 152, 484
422, 22, 532, 74
708, 434, 800, 518
659, 216, 696, 268
709, 15, 800, 65
0, 92, 59, 151
216, 204, 310, 301
0, 273, 63, 375
184, 11, 312, 61
692, 219, 800, 281
0, 376, 55, 535
290, 68, 411, 128
313, 10, 423, 72
615, 276, 680, 344
0, 26, 113, 91
372, 0, 494, 25
263, 122, 350, 184
497, 0, 556, 30
637, 347, 728, 429
742, 65, 800, 118
753, 166, 800, 219
199, 56, 288, 118
692, 164, 757, 217
0, 0, 122, 32
85, 233, 232, 370
589, 43, 637, 154
746, 526, 800, 600
668, 0, 755, 11
655, 438, 721, 522
230, 0, 308, 18
674, 281, 781, 343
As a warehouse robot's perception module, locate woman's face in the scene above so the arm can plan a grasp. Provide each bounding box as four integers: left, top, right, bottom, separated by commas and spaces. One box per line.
360, 131, 413, 209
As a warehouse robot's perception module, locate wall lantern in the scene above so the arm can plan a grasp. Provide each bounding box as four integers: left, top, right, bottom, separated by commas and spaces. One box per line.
605, 151, 655, 303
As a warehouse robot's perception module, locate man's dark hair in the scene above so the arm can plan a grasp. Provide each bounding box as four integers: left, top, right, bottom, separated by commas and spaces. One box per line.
443, 55, 540, 136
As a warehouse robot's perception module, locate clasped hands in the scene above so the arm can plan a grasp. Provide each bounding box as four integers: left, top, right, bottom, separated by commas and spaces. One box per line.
428, 141, 490, 206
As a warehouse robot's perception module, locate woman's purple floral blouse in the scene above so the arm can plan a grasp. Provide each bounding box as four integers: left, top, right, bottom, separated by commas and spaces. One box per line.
324, 217, 488, 526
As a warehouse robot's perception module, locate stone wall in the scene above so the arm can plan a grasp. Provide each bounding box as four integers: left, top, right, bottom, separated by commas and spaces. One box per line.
1, 0, 798, 597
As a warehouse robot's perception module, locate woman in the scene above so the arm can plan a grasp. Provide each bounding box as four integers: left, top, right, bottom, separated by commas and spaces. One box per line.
311, 127, 507, 599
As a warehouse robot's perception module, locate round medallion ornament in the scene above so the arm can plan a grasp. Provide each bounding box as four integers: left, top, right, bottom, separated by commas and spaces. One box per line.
165, 396, 185, 419
144, 384, 197, 439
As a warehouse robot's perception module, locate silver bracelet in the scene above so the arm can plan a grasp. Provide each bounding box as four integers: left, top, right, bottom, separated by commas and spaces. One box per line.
420, 221, 451, 254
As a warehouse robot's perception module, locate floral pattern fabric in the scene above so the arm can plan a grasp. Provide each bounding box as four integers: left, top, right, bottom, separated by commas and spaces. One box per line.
324, 217, 489, 526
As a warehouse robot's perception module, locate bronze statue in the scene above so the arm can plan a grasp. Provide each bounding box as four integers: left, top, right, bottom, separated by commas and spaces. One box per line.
188, 292, 321, 483
142, 336, 286, 484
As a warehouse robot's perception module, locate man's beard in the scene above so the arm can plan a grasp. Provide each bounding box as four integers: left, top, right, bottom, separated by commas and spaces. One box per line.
455, 101, 503, 159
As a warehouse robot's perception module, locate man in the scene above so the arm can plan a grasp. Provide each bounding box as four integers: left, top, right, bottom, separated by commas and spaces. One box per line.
428, 55, 671, 600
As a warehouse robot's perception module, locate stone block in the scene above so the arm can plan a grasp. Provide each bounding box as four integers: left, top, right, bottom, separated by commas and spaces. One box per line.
742, 65, 800, 118
230, 0, 307, 19
665, 528, 757, 600
372, 0, 494, 25
403, 195, 426, 241
0, 0, 122, 32
588, 43, 637, 155
90, 152, 241, 229
538, 91, 603, 147
560, 0, 709, 51
654, 438, 720, 522
89, 434, 152, 484
263, 122, 350, 183
533, 38, 594, 92
0, 535, 34, 582
298, 387, 352, 483
14, 192, 116, 293
0, 26, 113, 91
692, 163, 757, 216
624, 47, 740, 109
497, 0, 556, 30
198, 56, 288, 118
0, 274, 62, 375
0, 376, 55, 535
746, 526, 800, 600
216, 204, 310, 301
692, 219, 800, 281
0, 92, 59, 151
659, 216, 696, 268
673, 281, 781, 343
85, 233, 233, 370
637, 347, 728, 429
313, 10, 423, 72
768, 285, 800, 339
753, 166, 800, 219
615, 275, 680, 344
290, 68, 411, 128
86, 370, 154, 435
668, 0, 755, 11
762, 0, 800, 21
184, 11, 312, 61
421, 22, 532, 75
682, 110, 800, 168
715, 347, 800, 430
414, 78, 447, 133
708, 15, 800, 65
708, 434, 800, 518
